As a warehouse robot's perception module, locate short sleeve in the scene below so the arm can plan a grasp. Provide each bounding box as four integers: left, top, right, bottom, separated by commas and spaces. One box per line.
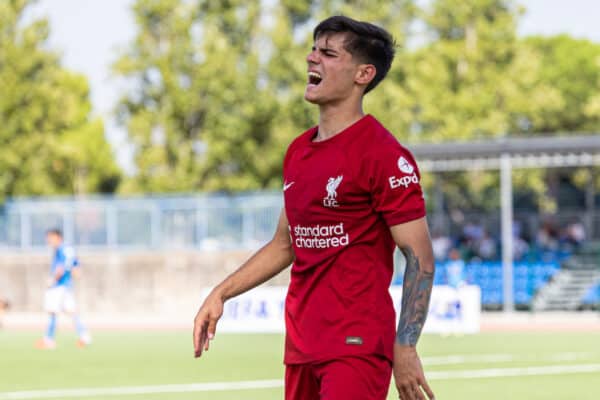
55, 248, 67, 269
64, 247, 79, 269
368, 143, 426, 227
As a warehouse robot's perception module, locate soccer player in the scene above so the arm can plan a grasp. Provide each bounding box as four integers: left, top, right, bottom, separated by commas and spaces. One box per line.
442, 248, 466, 336
193, 16, 435, 400
36, 229, 91, 349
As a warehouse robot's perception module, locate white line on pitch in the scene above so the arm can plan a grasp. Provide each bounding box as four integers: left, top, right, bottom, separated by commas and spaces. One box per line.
1, 364, 600, 399
422, 352, 592, 365
0, 380, 284, 400
427, 363, 600, 380
423, 354, 515, 365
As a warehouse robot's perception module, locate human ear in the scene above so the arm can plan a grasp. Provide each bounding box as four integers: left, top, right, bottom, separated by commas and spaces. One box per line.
355, 64, 376, 86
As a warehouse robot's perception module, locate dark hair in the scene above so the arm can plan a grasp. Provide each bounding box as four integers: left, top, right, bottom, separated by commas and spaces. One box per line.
313, 15, 395, 94
46, 228, 63, 238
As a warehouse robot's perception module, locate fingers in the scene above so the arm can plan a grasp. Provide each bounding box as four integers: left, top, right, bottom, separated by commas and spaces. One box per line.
420, 378, 435, 400
193, 317, 206, 358
193, 312, 219, 357
398, 383, 412, 400
400, 385, 425, 400
398, 388, 424, 400
397, 380, 434, 400
192, 294, 224, 359
203, 317, 217, 351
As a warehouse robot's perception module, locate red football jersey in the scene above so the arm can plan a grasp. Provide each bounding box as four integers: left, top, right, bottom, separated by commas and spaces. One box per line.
282, 114, 426, 365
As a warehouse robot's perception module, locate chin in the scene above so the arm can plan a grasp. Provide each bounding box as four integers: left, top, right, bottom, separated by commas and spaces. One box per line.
304, 92, 320, 104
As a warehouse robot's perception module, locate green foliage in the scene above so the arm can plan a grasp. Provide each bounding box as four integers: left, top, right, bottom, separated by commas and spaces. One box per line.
114, 0, 280, 193
521, 35, 600, 209
0, 0, 121, 200
115, 0, 600, 212
115, 0, 418, 193
373, 0, 597, 212
525, 35, 600, 132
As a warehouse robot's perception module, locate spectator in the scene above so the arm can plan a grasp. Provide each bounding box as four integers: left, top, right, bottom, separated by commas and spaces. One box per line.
446, 248, 466, 289
476, 231, 497, 260
536, 220, 560, 252
563, 219, 586, 250
513, 233, 530, 261
431, 230, 452, 261
441, 248, 465, 337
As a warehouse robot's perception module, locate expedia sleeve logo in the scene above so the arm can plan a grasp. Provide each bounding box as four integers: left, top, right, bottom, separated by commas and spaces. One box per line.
389, 156, 419, 189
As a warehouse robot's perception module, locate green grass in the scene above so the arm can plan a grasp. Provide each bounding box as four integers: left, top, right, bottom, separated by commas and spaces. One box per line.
1, 330, 599, 399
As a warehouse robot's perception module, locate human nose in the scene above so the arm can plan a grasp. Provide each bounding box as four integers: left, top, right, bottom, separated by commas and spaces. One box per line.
306, 48, 318, 65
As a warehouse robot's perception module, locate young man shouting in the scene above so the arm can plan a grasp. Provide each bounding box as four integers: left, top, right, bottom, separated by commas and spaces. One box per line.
194, 15, 435, 400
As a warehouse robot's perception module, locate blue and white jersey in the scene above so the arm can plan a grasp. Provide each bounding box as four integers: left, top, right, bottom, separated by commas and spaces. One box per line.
446, 259, 465, 289
50, 245, 79, 288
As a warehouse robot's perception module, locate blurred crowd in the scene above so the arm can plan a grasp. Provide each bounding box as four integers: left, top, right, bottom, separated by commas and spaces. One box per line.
431, 219, 586, 263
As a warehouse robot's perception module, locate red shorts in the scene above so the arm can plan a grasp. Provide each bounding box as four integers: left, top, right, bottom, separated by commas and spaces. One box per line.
285, 355, 392, 400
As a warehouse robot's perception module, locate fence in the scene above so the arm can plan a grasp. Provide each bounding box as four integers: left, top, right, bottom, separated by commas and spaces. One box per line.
0, 193, 283, 250
0, 192, 597, 252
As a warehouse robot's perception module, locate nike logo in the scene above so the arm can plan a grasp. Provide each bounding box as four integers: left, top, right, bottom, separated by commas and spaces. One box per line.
283, 181, 295, 191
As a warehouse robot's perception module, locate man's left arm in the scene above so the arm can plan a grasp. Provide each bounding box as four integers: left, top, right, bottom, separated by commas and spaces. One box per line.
390, 216, 435, 400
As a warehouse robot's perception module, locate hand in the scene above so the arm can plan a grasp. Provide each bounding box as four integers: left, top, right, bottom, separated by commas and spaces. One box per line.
393, 344, 435, 400
192, 290, 224, 358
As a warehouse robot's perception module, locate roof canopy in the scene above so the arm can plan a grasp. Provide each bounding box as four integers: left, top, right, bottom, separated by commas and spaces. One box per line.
408, 134, 600, 172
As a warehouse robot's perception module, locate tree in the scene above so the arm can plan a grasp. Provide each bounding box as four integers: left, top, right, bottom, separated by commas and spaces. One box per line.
115, 0, 600, 217
521, 35, 600, 211
114, 0, 280, 193
0, 0, 121, 200
384, 0, 567, 213
525, 35, 600, 133
115, 0, 419, 193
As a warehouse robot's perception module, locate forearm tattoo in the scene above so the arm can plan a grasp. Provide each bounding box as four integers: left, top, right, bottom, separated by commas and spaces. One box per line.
396, 246, 434, 346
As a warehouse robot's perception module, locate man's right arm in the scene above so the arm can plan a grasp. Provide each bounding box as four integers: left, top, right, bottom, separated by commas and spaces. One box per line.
193, 209, 294, 358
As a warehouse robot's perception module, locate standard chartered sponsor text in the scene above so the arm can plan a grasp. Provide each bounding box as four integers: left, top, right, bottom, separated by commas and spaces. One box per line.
293, 222, 350, 249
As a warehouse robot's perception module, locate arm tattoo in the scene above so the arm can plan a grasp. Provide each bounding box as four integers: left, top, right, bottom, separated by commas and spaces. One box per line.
396, 246, 434, 346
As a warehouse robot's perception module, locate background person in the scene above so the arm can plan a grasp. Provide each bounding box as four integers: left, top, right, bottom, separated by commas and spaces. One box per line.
36, 229, 91, 349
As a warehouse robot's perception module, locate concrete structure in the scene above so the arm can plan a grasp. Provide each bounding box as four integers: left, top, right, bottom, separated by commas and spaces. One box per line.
0, 250, 291, 313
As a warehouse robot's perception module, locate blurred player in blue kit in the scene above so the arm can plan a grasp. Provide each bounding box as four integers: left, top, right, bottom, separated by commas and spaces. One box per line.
36, 229, 91, 349
441, 248, 466, 336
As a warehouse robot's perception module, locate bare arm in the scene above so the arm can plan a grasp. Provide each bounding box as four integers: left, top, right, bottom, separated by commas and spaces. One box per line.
54, 266, 65, 281
390, 217, 435, 400
193, 209, 294, 357
71, 267, 81, 279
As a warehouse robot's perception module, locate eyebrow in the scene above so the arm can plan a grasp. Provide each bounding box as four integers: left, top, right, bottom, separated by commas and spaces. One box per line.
312, 45, 339, 55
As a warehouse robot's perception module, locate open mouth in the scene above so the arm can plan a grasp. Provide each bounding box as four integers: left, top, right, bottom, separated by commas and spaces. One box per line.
308, 71, 322, 85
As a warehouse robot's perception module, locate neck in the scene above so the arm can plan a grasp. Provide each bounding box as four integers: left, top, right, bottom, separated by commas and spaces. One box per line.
316, 100, 365, 141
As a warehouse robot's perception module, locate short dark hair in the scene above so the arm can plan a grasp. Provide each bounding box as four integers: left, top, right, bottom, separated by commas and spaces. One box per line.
46, 228, 63, 238
313, 15, 395, 94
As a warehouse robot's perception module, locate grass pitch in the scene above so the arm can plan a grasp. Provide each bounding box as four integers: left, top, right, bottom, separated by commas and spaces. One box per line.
1, 330, 599, 399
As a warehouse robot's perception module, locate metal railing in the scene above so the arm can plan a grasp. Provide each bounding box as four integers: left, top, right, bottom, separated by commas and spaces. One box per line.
1, 192, 598, 253
0, 193, 283, 250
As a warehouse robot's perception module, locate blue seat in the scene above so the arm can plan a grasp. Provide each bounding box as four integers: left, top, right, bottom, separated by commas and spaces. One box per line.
531, 263, 546, 279
514, 276, 529, 291
484, 289, 503, 305
582, 285, 600, 304
514, 263, 529, 280
515, 289, 532, 304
